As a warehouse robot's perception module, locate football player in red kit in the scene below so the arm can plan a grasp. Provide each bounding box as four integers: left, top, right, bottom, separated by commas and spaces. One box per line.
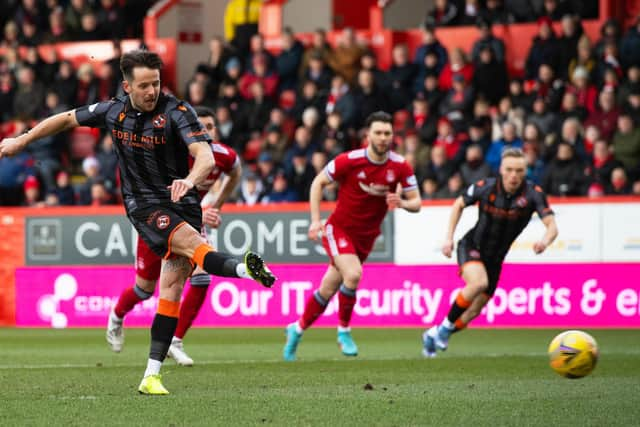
283, 111, 421, 361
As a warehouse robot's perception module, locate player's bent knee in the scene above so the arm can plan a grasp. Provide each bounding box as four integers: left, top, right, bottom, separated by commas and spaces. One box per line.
342, 270, 362, 287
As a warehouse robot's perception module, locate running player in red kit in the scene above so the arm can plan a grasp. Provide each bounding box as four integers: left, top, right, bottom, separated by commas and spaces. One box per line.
106, 106, 243, 366
283, 111, 421, 361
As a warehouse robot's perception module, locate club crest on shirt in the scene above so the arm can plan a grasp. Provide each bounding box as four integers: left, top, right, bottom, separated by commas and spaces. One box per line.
338, 238, 348, 248
357, 171, 366, 179
156, 215, 171, 230
516, 196, 528, 208
386, 169, 395, 183
153, 114, 167, 128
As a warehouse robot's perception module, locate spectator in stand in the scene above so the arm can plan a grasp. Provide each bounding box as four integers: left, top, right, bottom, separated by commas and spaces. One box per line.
559, 90, 588, 123
0, 150, 33, 206
15, 0, 46, 29
556, 14, 583, 80
43, 6, 69, 43
185, 80, 210, 108
528, 63, 564, 111
471, 18, 506, 64
435, 172, 464, 199
473, 45, 508, 106
75, 62, 99, 106
421, 144, 453, 188
319, 111, 349, 154
325, 74, 357, 130
508, 78, 532, 112
426, 0, 458, 27
353, 69, 389, 128
537, 0, 572, 20
237, 171, 264, 206
486, 121, 523, 171
239, 54, 279, 100
623, 84, 640, 125
585, 88, 619, 141
433, 118, 464, 162
90, 178, 115, 205
299, 28, 333, 75
559, 117, 587, 162
0, 68, 15, 122
95, 132, 118, 192
504, 0, 536, 23
542, 141, 586, 196
288, 150, 315, 201
400, 132, 430, 171
96, 0, 125, 40
264, 169, 298, 203
409, 98, 437, 145
301, 106, 323, 146
23, 175, 43, 207
456, 0, 481, 26
276, 27, 304, 92
598, 41, 623, 86
420, 173, 439, 200
19, 17, 41, 46
594, 19, 621, 61
388, 44, 416, 113
587, 139, 621, 187
215, 104, 239, 149
327, 27, 365, 84
77, 156, 102, 205
619, 66, 640, 106
416, 72, 445, 113
223, 57, 243, 86
40, 90, 68, 119
566, 66, 597, 114
1, 21, 19, 49
261, 124, 288, 165
53, 60, 77, 106
413, 24, 448, 93
302, 51, 333, 94
359, 50, 390, 94
255, 152, 278, 194
245, 33, 276, 73
525, 17, 559, 79
53, 171, 76, 206
527, 96, 558, 137
523, 140, 546, 184
440, 73, 475, 127
568, 35, 597, 84
77, 12, 105, 41
620, 16, 640, 70
284, 126, 318, 174
492, 96, 524, 139
224, 0, 261, 58
239, 81, 274, 134
218, 80, 243, 121
582, 124, 600, 155
199, 36, 232, 101
612, 114, 640, 171
483, 0, 514, 24
65, 0, 92, 37
439, 48, 474, 91
459, 144, 492, 185
606, 166, 631, 195
292, 80, 326, 123
13, 65, 44, 120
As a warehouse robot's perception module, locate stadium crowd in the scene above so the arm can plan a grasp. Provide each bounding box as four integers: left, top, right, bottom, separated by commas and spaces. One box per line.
1, 0, 640, 207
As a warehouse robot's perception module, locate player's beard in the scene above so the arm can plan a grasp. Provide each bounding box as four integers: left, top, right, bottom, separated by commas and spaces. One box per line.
370, 141, 390, 158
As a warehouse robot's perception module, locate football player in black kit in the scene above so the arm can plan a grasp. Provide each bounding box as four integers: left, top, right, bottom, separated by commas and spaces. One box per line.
422, 148, 558, 357
0, 50, 276, 394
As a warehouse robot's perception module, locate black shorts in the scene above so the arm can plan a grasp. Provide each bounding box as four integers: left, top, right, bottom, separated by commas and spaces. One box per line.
126, 202, 202, 258
456, 238, 503, 297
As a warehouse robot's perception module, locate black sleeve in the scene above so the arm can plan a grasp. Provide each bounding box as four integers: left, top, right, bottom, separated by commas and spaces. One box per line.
531, 184, 554, 218
461, 179, 489, 206
74, 100, 115, 128
169, 102, 211, 146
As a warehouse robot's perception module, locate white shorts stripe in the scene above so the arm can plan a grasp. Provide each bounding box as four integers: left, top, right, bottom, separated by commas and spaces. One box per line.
325, 224, 339, 256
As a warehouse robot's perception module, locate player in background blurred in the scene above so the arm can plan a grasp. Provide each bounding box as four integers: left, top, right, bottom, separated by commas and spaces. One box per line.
0, 50, 275, 395
423, 148, 558, 357
283, 111, 421, 361
107, 106, 242, 366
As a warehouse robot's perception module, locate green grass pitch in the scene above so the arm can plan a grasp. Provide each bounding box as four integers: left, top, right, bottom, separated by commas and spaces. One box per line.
0, 328, 638, 426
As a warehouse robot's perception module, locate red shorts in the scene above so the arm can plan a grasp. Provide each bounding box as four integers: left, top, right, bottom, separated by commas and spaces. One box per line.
322, 222, 377, 264
135, 237, 162, 281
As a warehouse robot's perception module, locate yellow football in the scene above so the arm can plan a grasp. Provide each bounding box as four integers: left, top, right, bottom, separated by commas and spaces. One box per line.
548, 330, 599, 379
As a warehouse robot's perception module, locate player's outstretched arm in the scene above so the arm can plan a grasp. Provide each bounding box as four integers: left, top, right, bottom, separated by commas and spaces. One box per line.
442, 196, 466, 258
308, 171, 331, 241
533, 214, 558, 254
0, 110, 79, 158
169, 141, 214, 202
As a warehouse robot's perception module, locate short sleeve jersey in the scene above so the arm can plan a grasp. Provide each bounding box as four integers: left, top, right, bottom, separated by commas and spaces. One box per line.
325, 148, 418, 237
461, 177, 554, 261
75, 93, 210, 209
188, 142, 239, 199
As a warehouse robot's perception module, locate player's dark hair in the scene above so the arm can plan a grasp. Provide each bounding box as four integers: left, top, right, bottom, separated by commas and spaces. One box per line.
120, 49, 163, 81
365, 111, 392, 128
501, 147, 525, 160
194, 105, 218, 126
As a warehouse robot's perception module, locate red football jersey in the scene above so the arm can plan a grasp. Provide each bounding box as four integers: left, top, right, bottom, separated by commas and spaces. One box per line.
325, 148, 417, 237
189, 142, 239, 200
